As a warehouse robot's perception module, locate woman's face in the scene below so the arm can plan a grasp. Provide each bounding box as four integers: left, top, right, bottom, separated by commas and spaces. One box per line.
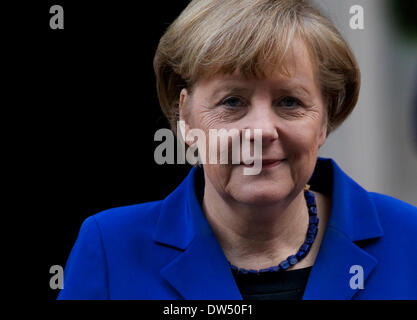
180, 39, 327, 206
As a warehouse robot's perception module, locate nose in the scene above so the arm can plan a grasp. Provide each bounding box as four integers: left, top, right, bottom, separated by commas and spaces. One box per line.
242, 102, 279, 144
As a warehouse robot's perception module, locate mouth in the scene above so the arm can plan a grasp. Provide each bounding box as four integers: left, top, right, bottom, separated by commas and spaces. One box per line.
261, 159, 283, 169
241, 159, 285, 169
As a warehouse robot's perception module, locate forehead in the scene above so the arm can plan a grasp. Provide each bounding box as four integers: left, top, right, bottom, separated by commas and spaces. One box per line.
195, 39, 318, 93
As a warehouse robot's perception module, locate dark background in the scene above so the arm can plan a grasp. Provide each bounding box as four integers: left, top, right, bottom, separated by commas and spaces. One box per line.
12, 1, 192, 300
8, 0, 417, 303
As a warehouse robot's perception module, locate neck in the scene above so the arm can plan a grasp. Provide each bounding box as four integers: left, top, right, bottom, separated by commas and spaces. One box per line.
202, 176, 309, 270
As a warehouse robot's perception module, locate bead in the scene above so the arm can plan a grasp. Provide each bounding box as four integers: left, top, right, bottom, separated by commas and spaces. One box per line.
305, 234, 315, 244
296, 250, 306, 259
307, 230, 318, 239
304, 192, 315, 206
270, 266, 280, 272
259, 268, 271, 273
305, 192, 314, 201
307, 232, 317, 240
239, 268, 248, 274
287, 255, 298, 265
309, 216, 319, 225
300, 243, 310, 252
279, 260, 290, 270
230, 265, 239, 272
308, 206, 318, 215
308, 224, 318, 234
248, 269, 258, 274
307, 200, 315, 207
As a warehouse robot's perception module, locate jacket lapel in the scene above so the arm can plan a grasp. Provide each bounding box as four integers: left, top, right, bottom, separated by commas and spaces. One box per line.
161, 232, 242, 299
302, 159, 384, 300
153, 166, 242, 300
302, 226, 378, 299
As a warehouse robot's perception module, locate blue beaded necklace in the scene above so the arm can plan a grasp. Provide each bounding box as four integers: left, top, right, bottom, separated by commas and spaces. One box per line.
229, 186, 319, 274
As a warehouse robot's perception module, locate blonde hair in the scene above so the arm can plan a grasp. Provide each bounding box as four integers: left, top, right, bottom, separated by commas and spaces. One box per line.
153, 0, 360, 135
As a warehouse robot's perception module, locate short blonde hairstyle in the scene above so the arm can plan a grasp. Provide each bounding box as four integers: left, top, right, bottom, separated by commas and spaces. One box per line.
154, 0, 360, 135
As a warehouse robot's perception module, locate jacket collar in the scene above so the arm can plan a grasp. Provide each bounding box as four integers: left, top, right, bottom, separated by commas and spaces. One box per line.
154, 165, 242, 299
153, 165, 212, 251
309, 158, 384, 241
153, 158, 384, 300
303, 158, 384, 299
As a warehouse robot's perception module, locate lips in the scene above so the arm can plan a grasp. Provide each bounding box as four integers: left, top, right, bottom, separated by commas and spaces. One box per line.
241, 159, 285, 168
261, 159, 283, 168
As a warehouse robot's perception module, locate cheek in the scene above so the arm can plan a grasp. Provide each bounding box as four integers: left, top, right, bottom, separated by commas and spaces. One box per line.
283, 119, 323, 177
286, 127, 319, 154
195, 108, 242, 131
277, 125, 320, 191
191, 107, 243, 163
203, 163, 234, 197
190, 110, 235, 189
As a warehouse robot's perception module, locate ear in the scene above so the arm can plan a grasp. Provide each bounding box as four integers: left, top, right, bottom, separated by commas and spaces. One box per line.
179, 88, 189, 120
318, 116, 328, 148
178, 88, 192, 147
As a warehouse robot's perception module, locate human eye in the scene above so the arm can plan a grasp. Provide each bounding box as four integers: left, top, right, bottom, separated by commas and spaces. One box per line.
277, 96, 303, 108
220, 96, 246, 108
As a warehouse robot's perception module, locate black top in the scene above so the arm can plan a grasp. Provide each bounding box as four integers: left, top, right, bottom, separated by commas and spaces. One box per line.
231, 267, 313, 300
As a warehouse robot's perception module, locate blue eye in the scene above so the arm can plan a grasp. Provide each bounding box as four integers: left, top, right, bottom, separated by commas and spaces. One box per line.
279, 97, 302, 108
222, 96, 245, 108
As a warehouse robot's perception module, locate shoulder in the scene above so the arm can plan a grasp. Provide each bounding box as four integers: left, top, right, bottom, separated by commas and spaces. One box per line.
369, 192, 417, 222
85, 200, 164, 241
58, 200, 167, 300
369, 192, 417, 234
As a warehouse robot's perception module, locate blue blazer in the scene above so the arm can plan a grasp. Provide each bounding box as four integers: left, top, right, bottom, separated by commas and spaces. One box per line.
58, 158, 417, 300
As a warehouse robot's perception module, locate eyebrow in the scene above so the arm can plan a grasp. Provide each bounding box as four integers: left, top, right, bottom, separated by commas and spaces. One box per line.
210, 85, 253, 102
210, 83, 312, 102
275, 85, 312, 98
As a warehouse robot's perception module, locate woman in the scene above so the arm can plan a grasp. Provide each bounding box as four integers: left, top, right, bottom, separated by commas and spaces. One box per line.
58, 0, 417, 300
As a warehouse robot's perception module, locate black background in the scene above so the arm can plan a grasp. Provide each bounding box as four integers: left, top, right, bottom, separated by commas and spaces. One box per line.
8, 0, 417, 307
11, 0, 193, 301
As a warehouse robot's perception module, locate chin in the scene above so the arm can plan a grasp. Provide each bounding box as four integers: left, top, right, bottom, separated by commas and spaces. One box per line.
232, 184, 291, 206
